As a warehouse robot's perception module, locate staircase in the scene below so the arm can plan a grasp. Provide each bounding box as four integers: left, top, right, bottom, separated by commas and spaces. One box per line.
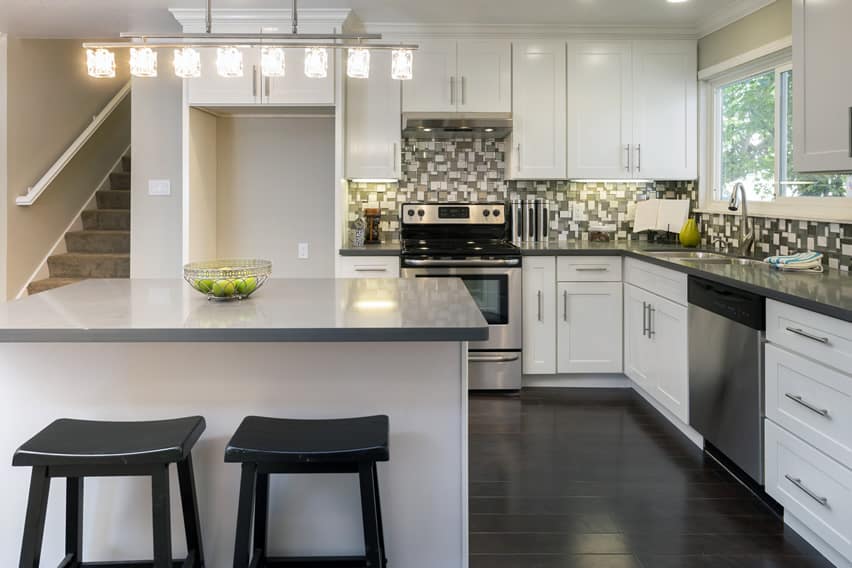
26, 155, 131, 295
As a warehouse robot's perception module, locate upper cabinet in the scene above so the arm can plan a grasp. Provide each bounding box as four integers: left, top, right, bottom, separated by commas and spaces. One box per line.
566, 39, 697, 180
508, 41, 567, 180
402, 40, 511, 113
346, 51, 402, 180
793, 0, 852, 172
265, 48, 334, 106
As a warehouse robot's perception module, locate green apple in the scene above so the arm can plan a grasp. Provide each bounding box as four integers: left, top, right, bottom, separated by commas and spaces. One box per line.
212, 279, 235, 298
195, 279, 214, 294
236, 277, 257, 295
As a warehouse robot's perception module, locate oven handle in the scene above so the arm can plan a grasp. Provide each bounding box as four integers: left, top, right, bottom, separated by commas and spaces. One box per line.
469, 354, 521, 363
403, 258, 521, 267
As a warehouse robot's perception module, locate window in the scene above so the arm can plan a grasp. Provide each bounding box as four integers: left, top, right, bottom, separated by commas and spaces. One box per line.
710, 57, 852, 210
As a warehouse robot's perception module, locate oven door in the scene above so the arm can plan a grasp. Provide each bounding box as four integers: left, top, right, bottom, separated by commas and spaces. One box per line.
400, 265, 522, 351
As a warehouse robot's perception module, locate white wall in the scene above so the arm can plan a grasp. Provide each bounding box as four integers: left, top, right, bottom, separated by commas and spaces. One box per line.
215, 115, 336, 278
187, 108, 218, 263
130, 75, 184, 278
0, 34, 7, 301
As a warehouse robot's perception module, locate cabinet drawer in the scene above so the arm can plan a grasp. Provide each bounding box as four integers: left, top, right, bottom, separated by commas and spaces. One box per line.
624, 258, 687, 306
767, 300, 852, 374
557, 256, 622, 282
766, 344, 852, 470
765, 420, 852, 562
338, 256, 400, 279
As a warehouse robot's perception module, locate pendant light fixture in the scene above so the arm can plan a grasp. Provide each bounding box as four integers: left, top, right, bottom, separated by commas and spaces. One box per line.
304, 47, 328, 79
216, 46, 244, 77
391, 49, 414, 81
129, 47, 158, 77
173, 47, 202, 78
86, 48, 116, 78
261, 46, 286, 77
347, 48, 370, 79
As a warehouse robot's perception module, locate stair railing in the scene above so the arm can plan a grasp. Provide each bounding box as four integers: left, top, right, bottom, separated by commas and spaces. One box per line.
16, 81, 131, 207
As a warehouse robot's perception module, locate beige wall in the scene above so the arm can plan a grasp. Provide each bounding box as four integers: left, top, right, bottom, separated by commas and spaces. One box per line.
187, 108, 218, 263
698, 0, 792, 70
0, 34, 7, 301
5, 38, 130, 298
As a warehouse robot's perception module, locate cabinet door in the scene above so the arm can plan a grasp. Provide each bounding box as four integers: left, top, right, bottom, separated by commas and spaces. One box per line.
523, 257, 556, 374
793, 0, 852, 172
624, 284, 654, 391
346, 51, 402, 180
557, 282, 623, 374
633, 40, 697, 180
510, 41, 567, 180
648, 294, 689, 423
188, 47, 260, 105
266, 48, 334, 105
456, 40, 511, 113
566, 40, 633, 180
402, 40, 457, 113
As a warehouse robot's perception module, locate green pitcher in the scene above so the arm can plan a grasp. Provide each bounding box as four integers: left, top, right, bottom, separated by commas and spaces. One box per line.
679, 218, 701, 248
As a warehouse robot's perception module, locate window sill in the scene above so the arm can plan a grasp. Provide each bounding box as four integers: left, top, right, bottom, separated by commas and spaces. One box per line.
694, 204, 852, 224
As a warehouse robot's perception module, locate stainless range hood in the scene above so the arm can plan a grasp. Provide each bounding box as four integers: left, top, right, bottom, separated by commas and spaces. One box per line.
403, 113, 512, 139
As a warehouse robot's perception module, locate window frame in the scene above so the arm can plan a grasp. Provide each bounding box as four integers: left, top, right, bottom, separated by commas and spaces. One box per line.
699, 47, 852, 222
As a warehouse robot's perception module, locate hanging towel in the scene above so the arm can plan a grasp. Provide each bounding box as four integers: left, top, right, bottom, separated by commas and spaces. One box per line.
764, 252, 825, 273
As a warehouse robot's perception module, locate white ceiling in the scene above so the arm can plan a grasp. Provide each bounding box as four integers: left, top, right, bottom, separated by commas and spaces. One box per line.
0, 0, 773, 38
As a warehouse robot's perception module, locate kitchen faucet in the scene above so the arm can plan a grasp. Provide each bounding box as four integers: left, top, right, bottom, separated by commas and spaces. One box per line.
728, 182, 755, 257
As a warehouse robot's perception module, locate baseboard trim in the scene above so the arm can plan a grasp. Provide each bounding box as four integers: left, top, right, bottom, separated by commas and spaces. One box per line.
785, 514, 852, 568
630, 381, 704, 449
522, 374, 631, 389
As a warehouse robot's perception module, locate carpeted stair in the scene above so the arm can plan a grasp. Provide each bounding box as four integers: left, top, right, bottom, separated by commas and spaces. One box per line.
27, 155, 131, 295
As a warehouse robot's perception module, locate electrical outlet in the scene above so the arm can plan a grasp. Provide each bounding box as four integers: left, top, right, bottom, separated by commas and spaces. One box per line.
298, 242, 309, 259
148, 179, 171, 196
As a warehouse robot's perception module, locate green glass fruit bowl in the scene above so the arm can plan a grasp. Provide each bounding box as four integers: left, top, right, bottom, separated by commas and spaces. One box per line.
183, 259, 272, 301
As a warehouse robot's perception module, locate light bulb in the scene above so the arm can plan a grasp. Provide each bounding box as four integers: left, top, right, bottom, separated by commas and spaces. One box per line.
347, 48, 370, 79
261, 47, 286, 77
173, 48, 201, 79
304, 47, 328, 79
87, 48, 116, 78
391, 49, 414, 81
129, 47, 158, 78
217, 47, 244, 78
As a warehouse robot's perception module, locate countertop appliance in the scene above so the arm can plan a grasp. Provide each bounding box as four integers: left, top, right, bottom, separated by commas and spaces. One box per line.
399, 203, 522, 390
688, 276, 766, 484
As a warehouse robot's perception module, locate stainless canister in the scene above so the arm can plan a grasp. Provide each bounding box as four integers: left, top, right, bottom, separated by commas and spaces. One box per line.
523, 199, 537, 243
509, 199, 525, 244
534, 198, 550, 242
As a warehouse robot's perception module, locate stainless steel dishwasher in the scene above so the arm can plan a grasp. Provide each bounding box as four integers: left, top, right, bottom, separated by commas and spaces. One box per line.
688, 276, 766, 484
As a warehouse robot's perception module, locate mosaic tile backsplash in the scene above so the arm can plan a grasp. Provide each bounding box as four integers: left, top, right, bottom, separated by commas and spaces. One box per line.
348, 138, 695, 243
347, 137, 852, 271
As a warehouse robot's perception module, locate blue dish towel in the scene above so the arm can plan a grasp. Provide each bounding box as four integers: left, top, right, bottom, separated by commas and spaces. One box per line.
764, 252, 824, 272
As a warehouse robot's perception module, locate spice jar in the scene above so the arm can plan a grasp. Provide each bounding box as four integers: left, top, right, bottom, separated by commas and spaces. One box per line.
364, 208, 382, 244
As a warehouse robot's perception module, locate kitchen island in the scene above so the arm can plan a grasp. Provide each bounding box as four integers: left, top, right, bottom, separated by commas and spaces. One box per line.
0, 278, 487, 567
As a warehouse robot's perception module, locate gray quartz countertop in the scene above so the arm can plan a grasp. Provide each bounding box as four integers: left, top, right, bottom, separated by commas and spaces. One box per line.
339, 243, 401, 256
0, 278, 488, 343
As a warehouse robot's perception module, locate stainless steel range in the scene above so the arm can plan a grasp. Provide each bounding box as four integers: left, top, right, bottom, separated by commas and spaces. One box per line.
400, 203, 523, 391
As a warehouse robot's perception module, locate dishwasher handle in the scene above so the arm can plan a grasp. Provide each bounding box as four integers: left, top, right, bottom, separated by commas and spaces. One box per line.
687, 276, 765, 331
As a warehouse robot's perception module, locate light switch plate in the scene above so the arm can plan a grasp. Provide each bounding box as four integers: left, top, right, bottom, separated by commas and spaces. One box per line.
148, 179, 171, 196
298, 242, 309, 259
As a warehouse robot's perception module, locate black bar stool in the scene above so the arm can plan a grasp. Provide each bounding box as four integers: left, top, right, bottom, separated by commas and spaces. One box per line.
13, 416, 206, 568
225, 415, 390, 568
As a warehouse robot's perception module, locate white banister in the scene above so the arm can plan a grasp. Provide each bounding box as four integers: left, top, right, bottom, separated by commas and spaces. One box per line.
16, 81, 131, 207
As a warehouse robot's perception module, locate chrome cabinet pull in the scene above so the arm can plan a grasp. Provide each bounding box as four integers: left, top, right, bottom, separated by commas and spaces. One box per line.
785, 475, 829, 507
354, 266, 388, 273
575, 267, 609, 272
786, 327, 830, 344
636, 144, 642, 173
642, 301, 648, 337
785, 393, 830, 417
450, 76, 455, 105
563, 290, 568, 322
537, 290, 543, 322
265, 76, 270, 98
516, 144, 521, 171
252, 65, 258, 97
648, 305, 656, 338
461, 76, 466, 105
470, 354, 520, 363
625, 144, 631, 172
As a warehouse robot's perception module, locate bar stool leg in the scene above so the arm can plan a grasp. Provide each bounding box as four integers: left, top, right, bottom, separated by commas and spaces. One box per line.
177, 455, 204, 566
19, 466, 50, 568
358, 462, 383, 568
233, 462, 257, 568
151, 464, 173, 568
253, 473, 269, 560
371, 463, 387, 568
65, 477, 84, 565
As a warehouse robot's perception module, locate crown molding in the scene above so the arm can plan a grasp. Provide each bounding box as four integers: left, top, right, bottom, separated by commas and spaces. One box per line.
362, 22, 699, 40
169, 8, 353, 34
696, 0, 777, 38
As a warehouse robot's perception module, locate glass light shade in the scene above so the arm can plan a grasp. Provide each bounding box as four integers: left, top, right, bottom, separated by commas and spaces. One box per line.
391, 49, 414, 81
129, 47, 158, 78
173, 48, 201, 79
261, 47, 286, 77
216, 47, 244, 78
86, 48, 116, 78
347, 48, 370, 79
304, 47, 328, 79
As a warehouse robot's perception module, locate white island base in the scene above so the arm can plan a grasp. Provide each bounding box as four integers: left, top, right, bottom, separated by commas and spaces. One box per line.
0, 341, 469, 567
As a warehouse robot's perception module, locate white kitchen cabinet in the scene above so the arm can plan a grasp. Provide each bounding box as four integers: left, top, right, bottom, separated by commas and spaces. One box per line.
402, 39, 511, 113
523, 256, 557, 374
265, 48, 335, 106
188, 47, 261, 105
565, 39, 697, 180
793, 0, 852, 172
508, 41, 567, 180
338, 256, 400, 279
566, 40, 633, 180
633, 41, 697, 180
624, 283, 655, 392
346, 51, 401, 180
557, 282, 623, 374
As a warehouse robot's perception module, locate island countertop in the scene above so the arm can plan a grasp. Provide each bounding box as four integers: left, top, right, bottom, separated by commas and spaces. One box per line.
0, 278, 489, 343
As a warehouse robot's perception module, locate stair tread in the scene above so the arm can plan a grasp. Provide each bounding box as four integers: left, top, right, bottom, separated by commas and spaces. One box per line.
66, 230, 131, 236
51, 252, 130, 259
27, 278, 84, 295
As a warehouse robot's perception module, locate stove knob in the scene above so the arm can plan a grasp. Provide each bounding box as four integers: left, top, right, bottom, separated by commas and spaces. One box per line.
483, 209, 490, 217
407, 209, 415, 217
417, 209, 425, 217
493, 209, 501, 217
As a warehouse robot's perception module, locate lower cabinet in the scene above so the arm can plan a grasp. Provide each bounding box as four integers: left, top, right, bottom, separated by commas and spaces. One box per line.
337, 256, 400, 279
624, 282, 689, 423
557, 282, 623, 373
523, 257, 557, 374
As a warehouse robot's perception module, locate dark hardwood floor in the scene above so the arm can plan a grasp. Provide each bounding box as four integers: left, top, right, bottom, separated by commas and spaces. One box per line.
469, 388, 834, 568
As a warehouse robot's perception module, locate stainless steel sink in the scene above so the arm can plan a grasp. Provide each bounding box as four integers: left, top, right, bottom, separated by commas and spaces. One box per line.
645, 251, 729, 260
681, 258, 768, 267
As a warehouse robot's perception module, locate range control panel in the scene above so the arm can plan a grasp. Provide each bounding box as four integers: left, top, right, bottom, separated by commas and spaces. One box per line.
401, 203, 506, 225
